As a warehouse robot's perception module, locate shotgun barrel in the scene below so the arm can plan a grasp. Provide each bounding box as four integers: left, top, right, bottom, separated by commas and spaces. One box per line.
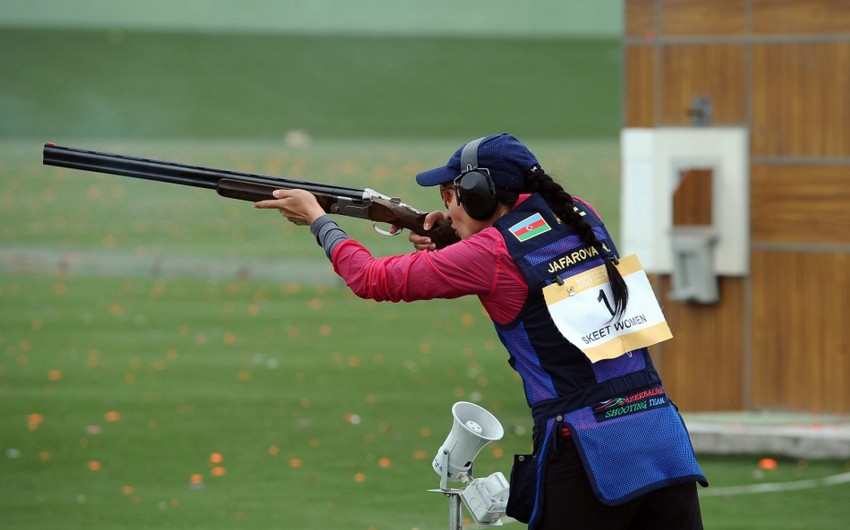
42, 143, 460, 248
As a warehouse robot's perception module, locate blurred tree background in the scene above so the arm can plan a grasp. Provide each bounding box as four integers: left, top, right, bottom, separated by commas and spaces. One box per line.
0, 0, 623, 142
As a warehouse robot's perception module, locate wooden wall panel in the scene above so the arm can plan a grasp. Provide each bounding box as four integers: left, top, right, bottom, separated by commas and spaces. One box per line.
752, 42, 850, 158
673, 169, 713, 226
626, 0, 657, 39
754, 0, 850, 34
660, 44, 746, 125
624, 45, 656, 127
751, 250, 850, 412
751, 164, 850, 245
660, 0, 747, 37
652, 276, 746, 412
624, 0, 850, 413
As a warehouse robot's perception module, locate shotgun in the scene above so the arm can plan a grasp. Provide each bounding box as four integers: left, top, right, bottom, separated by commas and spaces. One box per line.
42, 143, 459, 248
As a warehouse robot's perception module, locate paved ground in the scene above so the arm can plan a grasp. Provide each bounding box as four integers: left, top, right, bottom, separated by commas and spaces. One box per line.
684, 411, 850, 459
1, 246, 340, 284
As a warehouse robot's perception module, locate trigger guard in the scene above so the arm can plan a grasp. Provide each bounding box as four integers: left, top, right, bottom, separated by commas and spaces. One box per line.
373, 222, 401, 237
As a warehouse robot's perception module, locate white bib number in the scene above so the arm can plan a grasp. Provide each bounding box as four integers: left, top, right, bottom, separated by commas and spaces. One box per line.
542, 254, 672, 363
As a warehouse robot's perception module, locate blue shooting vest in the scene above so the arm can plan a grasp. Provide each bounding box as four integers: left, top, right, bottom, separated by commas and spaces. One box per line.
493, 194, 706, 528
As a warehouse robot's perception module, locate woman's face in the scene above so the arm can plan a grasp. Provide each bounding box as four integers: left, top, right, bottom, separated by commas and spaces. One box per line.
440, 185, 493, 239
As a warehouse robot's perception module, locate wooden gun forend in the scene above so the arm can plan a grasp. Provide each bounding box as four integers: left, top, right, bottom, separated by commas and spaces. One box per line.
216, 180, 460, 249
216, 179, 340, 212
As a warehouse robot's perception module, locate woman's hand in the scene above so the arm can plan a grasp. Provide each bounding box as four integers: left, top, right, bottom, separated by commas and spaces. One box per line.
400, 210, 447, 251
253, 189, 326, 226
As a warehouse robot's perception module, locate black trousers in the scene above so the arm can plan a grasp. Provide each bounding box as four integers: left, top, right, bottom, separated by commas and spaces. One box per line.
536, 434, 704, 530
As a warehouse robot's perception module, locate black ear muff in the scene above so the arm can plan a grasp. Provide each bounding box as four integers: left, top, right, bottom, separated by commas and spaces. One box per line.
456, 137, 497, 220
457, 171, 496, 221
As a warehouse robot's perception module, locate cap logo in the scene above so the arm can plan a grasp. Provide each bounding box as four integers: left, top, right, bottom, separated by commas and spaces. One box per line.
509, 213, 551, 242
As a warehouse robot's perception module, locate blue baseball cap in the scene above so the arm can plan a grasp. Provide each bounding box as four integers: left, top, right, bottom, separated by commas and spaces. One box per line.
415, 133, 540, 189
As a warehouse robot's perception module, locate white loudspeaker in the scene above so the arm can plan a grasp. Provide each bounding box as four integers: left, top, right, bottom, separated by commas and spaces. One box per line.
432, 401, 505, 482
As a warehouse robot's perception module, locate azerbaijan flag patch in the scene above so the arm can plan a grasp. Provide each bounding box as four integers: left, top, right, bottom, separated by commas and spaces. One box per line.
509, 213, 551, 242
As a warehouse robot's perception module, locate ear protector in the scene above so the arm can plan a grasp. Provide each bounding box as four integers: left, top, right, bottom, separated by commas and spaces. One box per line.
455, 136, 498, 220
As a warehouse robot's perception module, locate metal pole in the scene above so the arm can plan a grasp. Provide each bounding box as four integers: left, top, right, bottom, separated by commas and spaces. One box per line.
448, 491, 463, 530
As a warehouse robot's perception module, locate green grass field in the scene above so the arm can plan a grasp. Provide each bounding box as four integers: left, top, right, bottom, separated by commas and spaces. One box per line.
2, 271, 522, 529
2, 25, 849, 530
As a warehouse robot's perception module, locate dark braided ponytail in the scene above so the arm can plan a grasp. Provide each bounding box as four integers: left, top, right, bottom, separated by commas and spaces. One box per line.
497, 170, 629, 318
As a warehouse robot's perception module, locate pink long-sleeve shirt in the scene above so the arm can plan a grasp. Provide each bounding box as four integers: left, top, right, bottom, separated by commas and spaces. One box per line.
331, 226, 527, 326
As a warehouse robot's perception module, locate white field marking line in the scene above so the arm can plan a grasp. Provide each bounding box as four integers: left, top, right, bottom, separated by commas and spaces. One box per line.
699, 471, 850, 497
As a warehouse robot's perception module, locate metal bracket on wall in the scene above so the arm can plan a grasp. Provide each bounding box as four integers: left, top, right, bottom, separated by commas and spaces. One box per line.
687, 96, 713, 126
